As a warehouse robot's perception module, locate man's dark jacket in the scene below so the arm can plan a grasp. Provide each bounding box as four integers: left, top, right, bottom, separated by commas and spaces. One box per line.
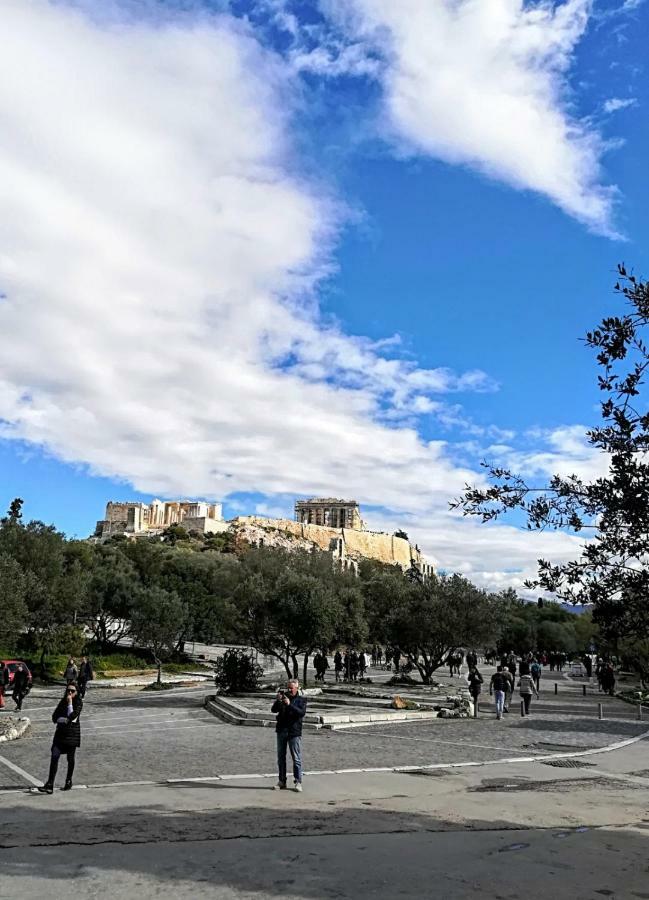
271, 694, 307, 737
13, 668, 29, 692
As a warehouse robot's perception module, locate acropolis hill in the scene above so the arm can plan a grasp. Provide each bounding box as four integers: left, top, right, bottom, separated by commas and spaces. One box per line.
93, 497, 432, 577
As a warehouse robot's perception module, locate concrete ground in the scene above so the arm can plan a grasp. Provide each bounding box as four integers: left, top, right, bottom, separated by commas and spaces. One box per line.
1, 671, 648, 899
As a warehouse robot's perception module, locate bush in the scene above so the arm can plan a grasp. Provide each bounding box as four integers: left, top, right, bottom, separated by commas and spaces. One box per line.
214, 648, 263, 693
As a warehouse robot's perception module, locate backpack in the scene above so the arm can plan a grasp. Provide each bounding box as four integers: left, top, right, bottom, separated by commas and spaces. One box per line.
531, 662, 541, 676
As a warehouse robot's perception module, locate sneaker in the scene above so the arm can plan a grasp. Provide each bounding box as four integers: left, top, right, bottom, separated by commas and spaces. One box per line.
496, 715, 502, 720
37, 783, 54, 794
293, 782, 303, 792
273, 782, 287, 790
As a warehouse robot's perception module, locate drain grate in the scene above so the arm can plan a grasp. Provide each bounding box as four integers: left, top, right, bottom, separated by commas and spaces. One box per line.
541, 759, 596, 769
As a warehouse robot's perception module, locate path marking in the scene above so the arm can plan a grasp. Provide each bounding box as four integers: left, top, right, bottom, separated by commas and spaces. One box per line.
83, 723, 216, 737
0, 752, 41, 787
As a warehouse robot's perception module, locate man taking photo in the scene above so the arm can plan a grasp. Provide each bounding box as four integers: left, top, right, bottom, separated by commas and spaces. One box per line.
271, 679, 307, 792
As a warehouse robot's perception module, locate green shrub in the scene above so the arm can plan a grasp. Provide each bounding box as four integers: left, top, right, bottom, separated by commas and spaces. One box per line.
214, 648, 263, 693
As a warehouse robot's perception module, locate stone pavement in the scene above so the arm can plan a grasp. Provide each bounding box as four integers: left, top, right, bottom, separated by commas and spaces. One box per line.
1, 675, 646, 789
1, 671, 648, 898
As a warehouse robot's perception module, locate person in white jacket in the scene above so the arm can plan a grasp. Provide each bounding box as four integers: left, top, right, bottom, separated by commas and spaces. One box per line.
518, 672, 539, 715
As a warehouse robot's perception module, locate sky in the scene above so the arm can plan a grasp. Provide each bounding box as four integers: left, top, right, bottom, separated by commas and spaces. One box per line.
0, 0, 647, 593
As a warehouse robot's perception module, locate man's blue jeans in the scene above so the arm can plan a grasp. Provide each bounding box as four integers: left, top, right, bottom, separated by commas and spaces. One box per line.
277, 731, 302, 784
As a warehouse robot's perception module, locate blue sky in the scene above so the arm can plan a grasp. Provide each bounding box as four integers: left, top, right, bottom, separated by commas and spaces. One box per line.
0, 0, 647, 590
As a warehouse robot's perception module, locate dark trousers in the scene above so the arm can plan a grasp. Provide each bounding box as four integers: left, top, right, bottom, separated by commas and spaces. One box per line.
78, 678, 88, 699
12, 689, 26, 710
522, 693, 532, 714
48, 744, 76, 785
276, 731, 302, 785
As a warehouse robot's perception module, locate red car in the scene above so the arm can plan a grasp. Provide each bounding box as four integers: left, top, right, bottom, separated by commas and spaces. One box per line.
1, 660, 33, 687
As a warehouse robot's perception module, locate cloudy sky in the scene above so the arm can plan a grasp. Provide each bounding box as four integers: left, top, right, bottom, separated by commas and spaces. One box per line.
0, 0, 647, 592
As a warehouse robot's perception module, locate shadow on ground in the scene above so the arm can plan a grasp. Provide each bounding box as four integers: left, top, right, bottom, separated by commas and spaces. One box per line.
1, 801, 649, 900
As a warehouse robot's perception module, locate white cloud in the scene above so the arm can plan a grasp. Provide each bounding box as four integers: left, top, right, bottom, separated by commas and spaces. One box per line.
603, 96, 637, 113
320, 0, 618, 235
0, 1, 487, 512
0, 1, 595, 592
498, 424, 609, 482
367, 507, 584, 595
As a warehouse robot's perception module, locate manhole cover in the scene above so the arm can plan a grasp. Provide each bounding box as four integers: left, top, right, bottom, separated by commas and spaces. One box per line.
541, 759, 596, 769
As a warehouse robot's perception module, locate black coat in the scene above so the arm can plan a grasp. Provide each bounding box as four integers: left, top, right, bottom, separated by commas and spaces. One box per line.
13, 669, 29, 692
271, 694, 307, 737
79, 661, 94, 682
52, 696, 83, 750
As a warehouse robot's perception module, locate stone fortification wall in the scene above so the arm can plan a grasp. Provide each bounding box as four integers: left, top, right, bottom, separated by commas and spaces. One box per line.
230, 516, 426, 570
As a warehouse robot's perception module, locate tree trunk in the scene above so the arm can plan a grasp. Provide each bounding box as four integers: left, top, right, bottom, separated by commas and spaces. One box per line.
302, 652, 309, 687
291, 653, 299, 680
39, 647, 47, 681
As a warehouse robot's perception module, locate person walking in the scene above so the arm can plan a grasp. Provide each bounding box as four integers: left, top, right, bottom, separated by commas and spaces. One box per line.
314, 652, 329, 683
467, 665, 483, 710
359, 650, 368, 678
334, 650, 343, 682
600, 662, 616, 696
64, 657, 78, 686
518, 670, 539, 715
12, 663, 29, 711
350, 650, 359, 682
38, 683, 83, 793
393, 648, 401, 674
489, 666, 508, 720
530, 658, 542, 692
376, 646, 383, 667
271, 679, 307, 792
78, 656, 94, 699
0, 661, 8, 709
502, 666, 514, 713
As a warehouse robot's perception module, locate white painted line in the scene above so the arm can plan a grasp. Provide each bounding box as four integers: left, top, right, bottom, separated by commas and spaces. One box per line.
0, 752, 41, 787
84, 717, 211, 730
84, 723, 216, 737
166, 776, 222, 783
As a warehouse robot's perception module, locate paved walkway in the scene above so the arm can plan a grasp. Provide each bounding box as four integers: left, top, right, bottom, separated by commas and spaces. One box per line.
0, 670, 645, 790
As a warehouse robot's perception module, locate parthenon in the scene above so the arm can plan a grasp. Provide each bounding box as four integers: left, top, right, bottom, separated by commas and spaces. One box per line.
294, 498, 364, 530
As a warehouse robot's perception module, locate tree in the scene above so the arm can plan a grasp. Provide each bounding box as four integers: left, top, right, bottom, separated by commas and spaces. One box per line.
130, 586, 188, 684
381, 574, 501, 683
0, 553, 28, 647
86, 544, 138, 650
452, 267, 649, 651
235, 548, 341, 684
6, 497, 23, 523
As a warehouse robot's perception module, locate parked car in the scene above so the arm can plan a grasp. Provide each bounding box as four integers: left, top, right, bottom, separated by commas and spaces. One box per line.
1, 660, 33, 689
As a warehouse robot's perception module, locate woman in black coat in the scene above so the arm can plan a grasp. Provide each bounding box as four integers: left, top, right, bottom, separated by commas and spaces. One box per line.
38, 684, 83, 794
